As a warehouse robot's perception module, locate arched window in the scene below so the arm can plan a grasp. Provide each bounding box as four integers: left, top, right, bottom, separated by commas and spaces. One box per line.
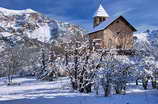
108, 39, 112, 49
99, 18, 102, 22
116, 21, 119, 23
116, 45, 122, 49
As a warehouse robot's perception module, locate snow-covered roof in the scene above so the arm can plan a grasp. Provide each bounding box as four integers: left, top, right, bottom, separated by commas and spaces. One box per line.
0, 7, 37, 16
89, 17, 116, 33
88, 16, 137, 34
93, 4, 109, 18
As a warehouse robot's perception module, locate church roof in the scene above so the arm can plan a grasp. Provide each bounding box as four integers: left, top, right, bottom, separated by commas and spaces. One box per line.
93, 4, 109, 18
88, 16, 137, 34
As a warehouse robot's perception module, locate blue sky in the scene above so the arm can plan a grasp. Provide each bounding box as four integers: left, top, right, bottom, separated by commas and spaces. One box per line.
0, 0, 158, 31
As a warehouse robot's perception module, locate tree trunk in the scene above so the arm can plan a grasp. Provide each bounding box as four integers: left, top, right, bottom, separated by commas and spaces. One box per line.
151, 78, 157, 89
84, 83, 92, 93
142, 78, 148, 90
136, 78, 139, 85
115, 87, 123, 94
79, 80, 92, 93
94, 84, 99, 95
72, 80, 78, 90
7, 67, 12, 85
114, 82, 126, 94
104, 84, 111, 97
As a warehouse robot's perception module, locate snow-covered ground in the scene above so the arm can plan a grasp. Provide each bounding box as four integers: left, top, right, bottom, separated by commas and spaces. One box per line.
0, 77, 158, 104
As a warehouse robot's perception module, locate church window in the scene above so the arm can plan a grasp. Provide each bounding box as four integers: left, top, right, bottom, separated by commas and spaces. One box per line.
116, 21, 119, 23
117, 32, 121, 35
99, 18, 102, 22
108, 39, 112, 48
116, 45, 122, 49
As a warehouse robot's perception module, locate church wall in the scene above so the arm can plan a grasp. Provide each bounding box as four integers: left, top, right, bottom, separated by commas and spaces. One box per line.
89, 30, 104, 48
102, 18, 134, 49
89, 17, 135, 49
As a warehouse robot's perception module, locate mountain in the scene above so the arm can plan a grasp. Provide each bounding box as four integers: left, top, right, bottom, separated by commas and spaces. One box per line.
0, 7, 87, 77
0, 7, 86, 45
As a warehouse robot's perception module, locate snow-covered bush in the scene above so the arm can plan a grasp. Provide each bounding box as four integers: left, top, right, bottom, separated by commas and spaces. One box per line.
95, 54, 134, 96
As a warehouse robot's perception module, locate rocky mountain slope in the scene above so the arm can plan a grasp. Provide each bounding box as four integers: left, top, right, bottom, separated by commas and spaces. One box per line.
0, 7, 86, 49
0, 7, 87, 77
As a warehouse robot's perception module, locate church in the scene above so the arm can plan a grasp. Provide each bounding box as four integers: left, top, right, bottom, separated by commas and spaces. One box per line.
88, 4, 137, 50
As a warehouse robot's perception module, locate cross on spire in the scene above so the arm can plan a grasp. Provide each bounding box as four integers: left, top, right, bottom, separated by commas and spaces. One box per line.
99, 0, 104, 4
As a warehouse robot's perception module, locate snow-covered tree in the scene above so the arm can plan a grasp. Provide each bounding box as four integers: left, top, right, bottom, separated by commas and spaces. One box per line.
133, 32, 158, 89
95, 53, 134, 96
1, 45, 28, 85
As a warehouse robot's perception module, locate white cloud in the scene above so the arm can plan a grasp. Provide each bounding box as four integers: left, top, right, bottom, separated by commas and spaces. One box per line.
137, 24, 158, 32
114, 8, 135, 17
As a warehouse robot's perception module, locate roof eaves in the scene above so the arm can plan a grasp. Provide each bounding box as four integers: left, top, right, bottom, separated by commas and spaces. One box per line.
88, 29, 104, 35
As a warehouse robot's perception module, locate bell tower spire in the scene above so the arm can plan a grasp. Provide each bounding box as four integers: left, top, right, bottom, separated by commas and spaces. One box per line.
93, 1, 109, 28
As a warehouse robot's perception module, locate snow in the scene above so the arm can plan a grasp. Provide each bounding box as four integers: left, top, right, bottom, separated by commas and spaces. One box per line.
0, 7, 36, 16
93, 4, 109, 18
133, 32, 153, 51
134, 33, 149, 43
1, 32, 12, 37
28, 24, 51, 42
0, 77, 157, 104
0, 7, 85, 43
0, 45, 4, 52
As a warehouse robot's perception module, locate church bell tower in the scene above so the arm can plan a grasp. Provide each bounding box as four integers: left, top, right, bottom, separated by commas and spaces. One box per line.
93, 4, 109, 28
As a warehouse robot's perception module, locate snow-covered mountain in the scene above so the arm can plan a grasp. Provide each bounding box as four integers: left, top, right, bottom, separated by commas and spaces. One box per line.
0, 7, 86, 44
0, 7, 87, 77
